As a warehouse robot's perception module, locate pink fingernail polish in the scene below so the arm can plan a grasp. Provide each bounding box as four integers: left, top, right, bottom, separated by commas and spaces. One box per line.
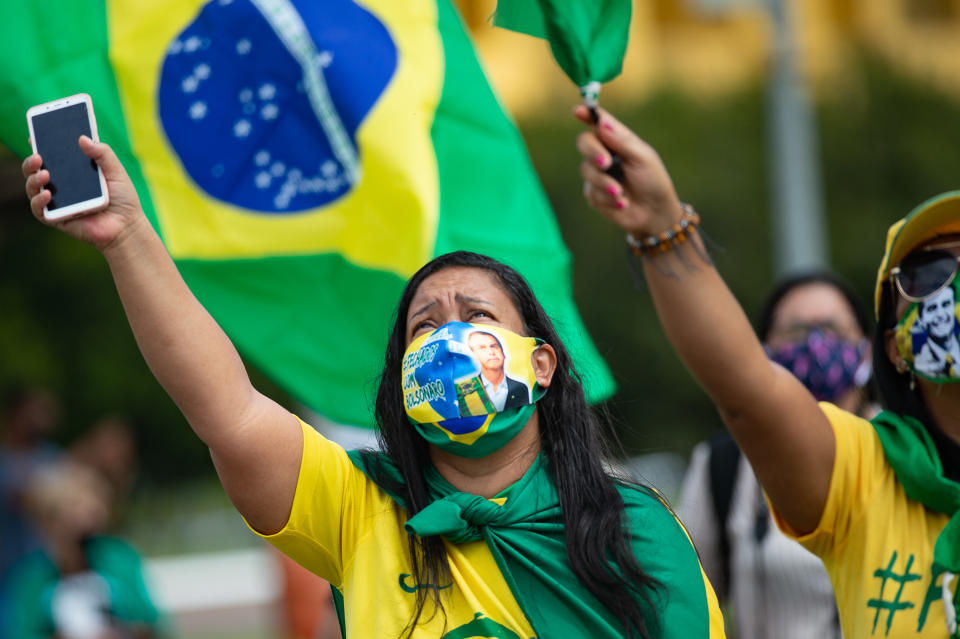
606, 184, 620, 197
595, 154, 608, 168
616, 199, 627, 210
601, 119, 615, 132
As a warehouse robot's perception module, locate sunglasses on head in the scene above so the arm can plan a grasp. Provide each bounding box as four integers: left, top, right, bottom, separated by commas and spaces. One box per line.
890, 240, 960, 303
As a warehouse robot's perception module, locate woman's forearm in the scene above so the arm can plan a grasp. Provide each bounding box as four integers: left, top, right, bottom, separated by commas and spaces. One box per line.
101, 216, 258, 446
574, 108, 835, 533
641, 235, 834, 533
642, 234, 778, 422
24, 139, 301, 533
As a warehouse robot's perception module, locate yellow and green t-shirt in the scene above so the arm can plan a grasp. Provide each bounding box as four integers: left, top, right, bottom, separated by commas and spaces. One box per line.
254, 419, 725, 638
772, 403, 953, 637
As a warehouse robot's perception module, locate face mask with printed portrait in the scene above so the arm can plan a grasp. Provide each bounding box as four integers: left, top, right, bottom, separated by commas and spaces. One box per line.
401, 321, 546, 458
894, 277, 960, 383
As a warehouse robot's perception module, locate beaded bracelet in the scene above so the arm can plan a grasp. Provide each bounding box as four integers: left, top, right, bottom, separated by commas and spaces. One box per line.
625, 204, 701, 257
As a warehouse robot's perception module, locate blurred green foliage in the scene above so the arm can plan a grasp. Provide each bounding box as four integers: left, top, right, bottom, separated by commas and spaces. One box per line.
2, 53, 960, 489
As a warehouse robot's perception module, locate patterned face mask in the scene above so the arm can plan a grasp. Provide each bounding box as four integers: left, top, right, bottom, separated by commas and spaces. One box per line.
401, 321, 546, 458
894, 277, 960, 383
766, 328, 871, 402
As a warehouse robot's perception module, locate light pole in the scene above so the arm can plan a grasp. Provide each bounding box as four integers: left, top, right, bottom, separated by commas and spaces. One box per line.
765, 0, 829, 275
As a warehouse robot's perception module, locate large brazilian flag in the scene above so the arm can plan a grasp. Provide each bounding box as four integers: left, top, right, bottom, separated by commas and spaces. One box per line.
0, 0, 615, 427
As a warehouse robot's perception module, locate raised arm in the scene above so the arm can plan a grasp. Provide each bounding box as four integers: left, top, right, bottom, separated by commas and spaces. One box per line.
575, 108, 834, 534
23, 137, 301, 534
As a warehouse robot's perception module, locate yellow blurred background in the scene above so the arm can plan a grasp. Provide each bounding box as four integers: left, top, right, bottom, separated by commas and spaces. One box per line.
460, 0, 960, 113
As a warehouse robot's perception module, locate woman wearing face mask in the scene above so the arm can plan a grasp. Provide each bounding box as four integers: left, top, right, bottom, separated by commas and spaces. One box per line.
576, 105, 960, 638
22, 139, 726, 636
677, 272, 874, 639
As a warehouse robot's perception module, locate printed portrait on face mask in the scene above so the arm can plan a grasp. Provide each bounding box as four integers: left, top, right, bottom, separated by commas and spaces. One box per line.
896, 278, 960, 381
463, 330, 531, 415
401, 322, 545, 458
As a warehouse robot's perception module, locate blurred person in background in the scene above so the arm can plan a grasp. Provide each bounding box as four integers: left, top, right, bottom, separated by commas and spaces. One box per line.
577, 105, 960, 637
677, 272, 876, 638
2, 460, 166, 639
69, 415, 139, 517
0, 388, 63, 580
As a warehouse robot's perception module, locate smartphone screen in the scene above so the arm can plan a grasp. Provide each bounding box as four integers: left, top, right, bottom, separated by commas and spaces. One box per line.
31, 103, 102, 211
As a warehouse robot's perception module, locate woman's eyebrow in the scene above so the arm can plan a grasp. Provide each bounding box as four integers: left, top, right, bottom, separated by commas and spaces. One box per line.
410, 294, 492, 322
455, 294, 492, 306
409, 300, 437, 320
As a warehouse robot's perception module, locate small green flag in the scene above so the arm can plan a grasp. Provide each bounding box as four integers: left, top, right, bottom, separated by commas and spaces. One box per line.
495, 0, 632, 93
0, 0, 616, 428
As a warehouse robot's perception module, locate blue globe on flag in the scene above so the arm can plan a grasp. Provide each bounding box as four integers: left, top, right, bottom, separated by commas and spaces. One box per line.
158, 0, 397, 214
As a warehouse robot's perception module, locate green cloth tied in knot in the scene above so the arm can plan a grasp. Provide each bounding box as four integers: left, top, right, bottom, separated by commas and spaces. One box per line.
346, 448, 713, 638
872, 410, 960, 637
406, 492, 508, 543
404, 457, 560, 545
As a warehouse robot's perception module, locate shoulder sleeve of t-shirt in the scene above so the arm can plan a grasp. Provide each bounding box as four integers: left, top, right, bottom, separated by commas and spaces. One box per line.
769, 402, 885, 558
675, 442, 723, 593
246, 417, 394, 588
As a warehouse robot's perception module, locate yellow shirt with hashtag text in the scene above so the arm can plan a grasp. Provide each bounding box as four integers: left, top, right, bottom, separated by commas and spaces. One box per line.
772, 403, 953, 637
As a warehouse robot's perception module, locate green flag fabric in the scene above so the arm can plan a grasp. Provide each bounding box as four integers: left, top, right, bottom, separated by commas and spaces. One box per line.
0, 0, 615, 428
495, 0, 632, 90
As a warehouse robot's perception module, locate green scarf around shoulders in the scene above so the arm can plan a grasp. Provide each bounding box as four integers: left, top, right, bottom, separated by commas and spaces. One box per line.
344, 448, 708, 638
871, 410, 960, 635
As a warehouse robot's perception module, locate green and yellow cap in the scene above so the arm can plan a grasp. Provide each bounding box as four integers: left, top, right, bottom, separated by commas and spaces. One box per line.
875, 191, 960, 318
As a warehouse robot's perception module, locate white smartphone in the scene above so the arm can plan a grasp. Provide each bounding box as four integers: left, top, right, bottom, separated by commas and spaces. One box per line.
26, 93, 109, 222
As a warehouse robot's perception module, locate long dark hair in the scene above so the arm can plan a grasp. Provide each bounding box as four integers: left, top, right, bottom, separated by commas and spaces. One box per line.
755, 271, 871, 343
366, 251, 661, 638
873, 280, 933, 423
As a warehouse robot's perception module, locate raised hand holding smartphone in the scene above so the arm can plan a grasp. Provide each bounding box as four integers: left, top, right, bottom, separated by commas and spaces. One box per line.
26, 93, 109, 222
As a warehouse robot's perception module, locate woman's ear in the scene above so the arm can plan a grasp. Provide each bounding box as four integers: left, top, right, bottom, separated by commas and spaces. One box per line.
531, 344, 557, 388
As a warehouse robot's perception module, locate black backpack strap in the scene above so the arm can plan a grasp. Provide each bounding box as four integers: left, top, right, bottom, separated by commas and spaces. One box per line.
708, 431, 742, 598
